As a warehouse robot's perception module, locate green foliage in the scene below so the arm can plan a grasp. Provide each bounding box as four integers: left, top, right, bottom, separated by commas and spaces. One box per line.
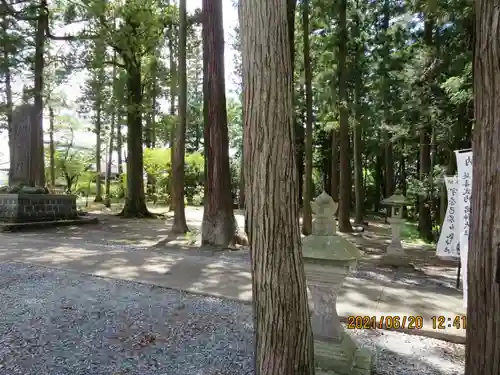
184, 152, 204, 201
142, 148, 204, 204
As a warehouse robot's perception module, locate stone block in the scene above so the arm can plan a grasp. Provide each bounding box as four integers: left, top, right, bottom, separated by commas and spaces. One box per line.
314, 334, 374, 375
0, 193, 77, 222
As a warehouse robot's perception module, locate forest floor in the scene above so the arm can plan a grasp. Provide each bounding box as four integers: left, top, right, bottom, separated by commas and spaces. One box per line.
0, 203, 465, 374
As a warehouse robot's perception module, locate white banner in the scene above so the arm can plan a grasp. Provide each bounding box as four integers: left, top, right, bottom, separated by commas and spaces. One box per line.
436, 176, 459, 258
455, 150, 472, 308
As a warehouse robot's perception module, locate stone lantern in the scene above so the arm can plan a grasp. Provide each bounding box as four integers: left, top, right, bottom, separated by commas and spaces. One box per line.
302, 191, 373, 375
381, 194, 410, 254
380, 194, 413, 268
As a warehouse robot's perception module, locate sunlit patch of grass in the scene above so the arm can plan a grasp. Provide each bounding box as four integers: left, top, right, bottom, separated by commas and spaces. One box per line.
401, 221, 433, 245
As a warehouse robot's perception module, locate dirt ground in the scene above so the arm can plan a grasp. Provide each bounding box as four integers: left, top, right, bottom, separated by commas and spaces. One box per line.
9, 203, 459, 274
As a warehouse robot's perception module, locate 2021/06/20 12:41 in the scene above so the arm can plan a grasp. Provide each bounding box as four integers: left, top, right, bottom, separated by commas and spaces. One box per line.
431, 315, 467, 330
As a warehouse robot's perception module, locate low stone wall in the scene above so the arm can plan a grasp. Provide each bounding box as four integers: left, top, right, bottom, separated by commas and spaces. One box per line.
0, 194, 78, 222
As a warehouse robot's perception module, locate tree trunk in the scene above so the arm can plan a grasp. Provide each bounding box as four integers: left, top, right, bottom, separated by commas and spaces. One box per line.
418, 123, 432, 239
105, 51, 117, 207
48, 106, 56, 188
418, 18, 434, 241
239, 0, 316, 373
374, 154, 382, 211
2, 15, 13, 185
168, 10, 178, 212
381, 0, 392, 204
120, 59, 150, 217
94, 97, 103, 202
202, 0, 247, 246
32, 0, 47, 187
331, 130, 339, 201
353, 0, 364, 225
466, 2, 500, 372
171, 0, 189, 234
117, 121, 123, 175
105, 110, 114, 207
238, 150, 245, 209
287, 0, 302, 208
144, 54, 157, 197
384, 135, 394, 198
337, 0, 352, 233
301, 0, 313, 235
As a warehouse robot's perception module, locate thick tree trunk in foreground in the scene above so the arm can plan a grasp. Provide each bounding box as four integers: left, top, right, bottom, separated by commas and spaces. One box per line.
171, 0, 189, 233
465, 2, 500, 373
202, 0, 247, 246
239, 1, 316, 374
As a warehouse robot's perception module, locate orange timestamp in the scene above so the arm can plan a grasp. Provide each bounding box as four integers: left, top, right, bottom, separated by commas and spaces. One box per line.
432, 315, 467, 330
347, 315, 424, 330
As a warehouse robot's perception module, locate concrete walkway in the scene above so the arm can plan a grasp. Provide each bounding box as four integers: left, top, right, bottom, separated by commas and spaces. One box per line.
0, 234, 466, 344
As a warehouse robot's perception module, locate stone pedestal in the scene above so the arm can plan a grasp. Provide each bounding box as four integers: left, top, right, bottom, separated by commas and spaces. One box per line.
303, 192, 374, 375
0, 193, 77, 222
386, 216, 404, 254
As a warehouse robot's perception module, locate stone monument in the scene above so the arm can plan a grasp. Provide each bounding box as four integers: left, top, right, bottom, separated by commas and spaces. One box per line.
10, 103, 45, 187
302, 191, 373, 375
0, 104, 85, 227
380, 194, 412, 267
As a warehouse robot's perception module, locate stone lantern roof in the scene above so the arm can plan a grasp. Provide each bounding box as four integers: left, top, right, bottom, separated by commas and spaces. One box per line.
381, 194, 411, 207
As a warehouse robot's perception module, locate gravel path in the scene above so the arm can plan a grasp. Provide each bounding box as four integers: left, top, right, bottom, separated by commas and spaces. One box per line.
0, 263, 464, 375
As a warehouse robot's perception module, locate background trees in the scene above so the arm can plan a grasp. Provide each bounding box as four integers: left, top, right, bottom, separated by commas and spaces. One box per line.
0, 0, 474, 247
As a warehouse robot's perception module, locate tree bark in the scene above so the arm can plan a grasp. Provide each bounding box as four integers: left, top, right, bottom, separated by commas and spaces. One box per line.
120, 59, 150, 217
238, 149, 245, 209
48, 106, 55, 188
171, 0, 189, 233
466, 1, 500, 372
381, 0, 393, 204
202, 0, 247, 246
330, 130, 339, 201
337, 0, 352, 233
94, 92, 103, 202
105, 51, 117, 207
32, 0, 47, 187
418, 18, 434, 241
105, 110, 114, 207
239, 0, 316, 373
301, 0, 313, 235
2, 14, 13, 185
353, 0, 364, 225
168, 5, 178, 212
374, 153, 383, 211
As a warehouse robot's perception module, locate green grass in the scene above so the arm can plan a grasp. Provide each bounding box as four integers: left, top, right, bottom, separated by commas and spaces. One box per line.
401, 221, 434, 245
